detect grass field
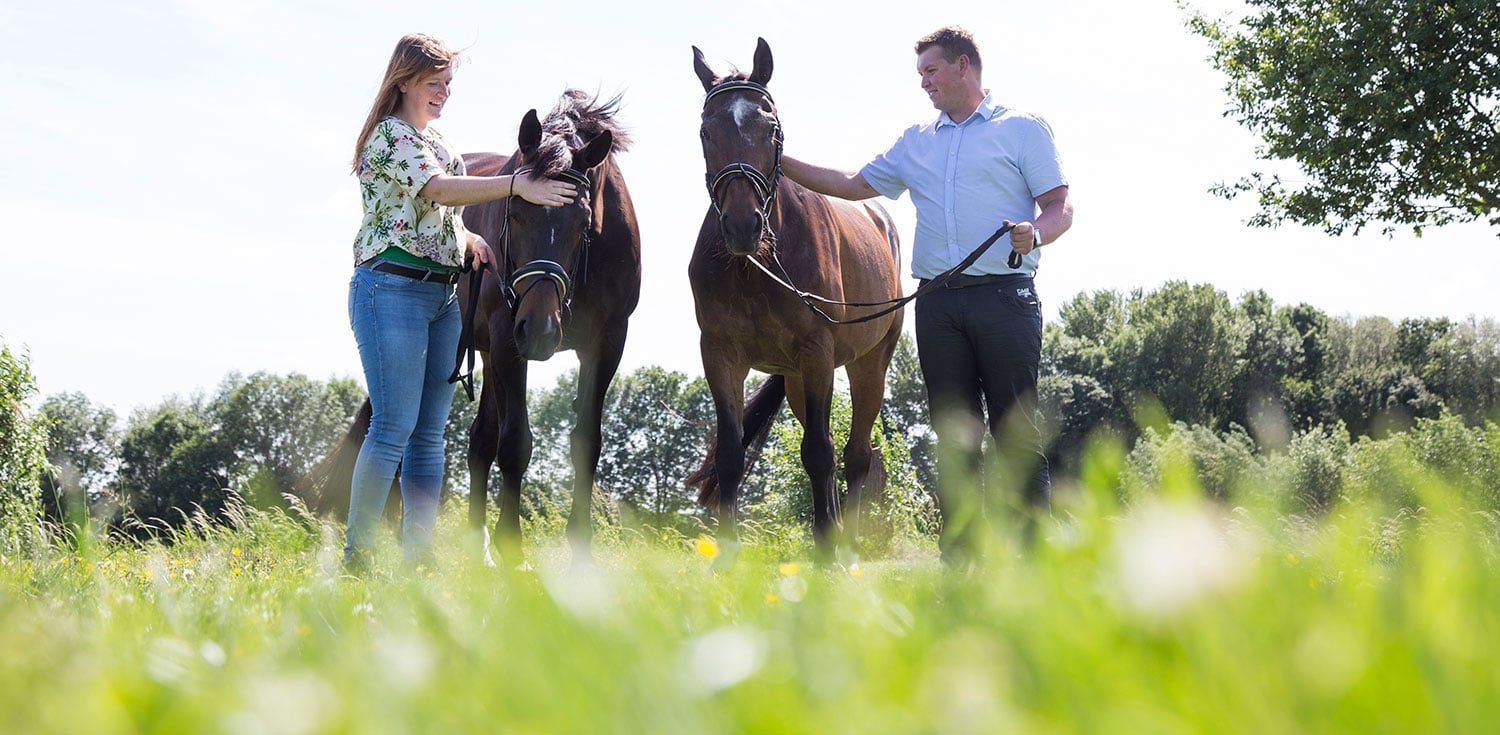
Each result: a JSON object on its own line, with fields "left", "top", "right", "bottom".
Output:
{"left": 4, "top": 452, "right": 1499, "bottom": 734}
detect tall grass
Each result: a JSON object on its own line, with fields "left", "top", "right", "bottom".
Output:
{"left": 3, "top": 439, "right": 1499, "bottom": 734}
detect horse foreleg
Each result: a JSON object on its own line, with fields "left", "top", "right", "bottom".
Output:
{"left": 703, "top": 352, "right": 748, "bottom": 567}
{"left": 467, "top": 370, "right": 502, "bottom": 566}
{"left": 493, "top": 361, "right": 532, "bottom": 568}
{"left": 841, "top": 346, "right": 895, "bottom": 563}
{"left": 788, "top": 369, "right": 839, "bottom": 565}
{"left": 569, "top": 335, "right": 626, "bottom": 566}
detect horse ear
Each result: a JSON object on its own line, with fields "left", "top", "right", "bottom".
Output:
{"left": 575, "top": 130, "right": 613, "bottom": 172}
{"left": 692, "top": 46, "right": 717, "bottom": 92}
{"left": 749, "top": 37, "right": 773, "bottom": 86}
{"left": 519, "top": 109, "right": 542, "bottom": 156}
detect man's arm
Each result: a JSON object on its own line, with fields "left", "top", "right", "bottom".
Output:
{"left": 781, "top": 154, "right": 880, "bottom": 201}
{"left": 1006, "top": 185, "right": 1073, "bottom": 255}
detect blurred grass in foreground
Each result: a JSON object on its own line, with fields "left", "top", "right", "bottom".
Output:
{"left": 3, "top": 437, "right": 1499, "bottom": 735}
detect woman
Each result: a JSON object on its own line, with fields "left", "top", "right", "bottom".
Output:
{"left": 345, "top": 33, "right": 575, "bottom": 570}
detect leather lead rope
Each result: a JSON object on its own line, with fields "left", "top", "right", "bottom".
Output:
{"left": 449, "top": 258, "right": 495, "bottom": 401}
{"left": 754, "top": 223, "right": 1019, "bottom": 326}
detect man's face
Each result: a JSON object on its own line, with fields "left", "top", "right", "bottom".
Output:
{"left": 916, "top": 46, "right": 967, "bottom": 115}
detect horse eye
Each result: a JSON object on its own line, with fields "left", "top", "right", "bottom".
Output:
{"left": 699, "top": 127, "right": 709, "bottom": 142}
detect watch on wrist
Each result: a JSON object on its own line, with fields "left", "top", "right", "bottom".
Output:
{"left": 1032, "top": 228, "right": 1042, "bottom": 248}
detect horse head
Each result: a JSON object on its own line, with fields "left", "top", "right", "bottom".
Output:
{"left": 503, "top": 108, "right": 613, "bottom": 361}
{"left": 693, "top": 38, "right": 782, "bottom": 257}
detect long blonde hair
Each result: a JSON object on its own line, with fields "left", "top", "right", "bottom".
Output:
{"left": 351, "top": 33, "right": 461, "bottom": 173}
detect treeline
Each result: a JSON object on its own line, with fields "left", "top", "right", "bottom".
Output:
{"left": 4, "top": 281, "right": 1498, "bottom": 545}
{"left": 1040, "top": 281, "right": 1500, "bottom": 465}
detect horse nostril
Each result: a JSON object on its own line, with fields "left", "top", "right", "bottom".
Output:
{"left": 719, "top": 211, "right": 764, "bottom": 243}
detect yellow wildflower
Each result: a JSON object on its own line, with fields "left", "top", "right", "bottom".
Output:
{"left": 779, "top": 563, "right": 800, "bottom": 577}
{"left": 694, "top": 535, "right": 720, "bottom": 559}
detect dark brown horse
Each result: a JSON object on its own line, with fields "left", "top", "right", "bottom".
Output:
{"left": 459, "top": 90, "right": 640, "bottom": 566}
{"left": 685, "top": 40, "right": 903, "bottom": 565}
{"left": 300, "top": 91, "right": 640, "bottom": 567}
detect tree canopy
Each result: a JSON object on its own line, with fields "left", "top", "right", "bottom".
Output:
{"left": 1185, "top": 0, "right": 1500, "bottom": 236}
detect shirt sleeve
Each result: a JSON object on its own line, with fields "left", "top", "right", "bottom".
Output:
{"left": 1019, "top": 116, "right": 1068, "bottom": 197}
{"left": 364, "top": 119, "right": 443, "bottom": 199}
{"left": 859, "top": 127, "right": 916, "bottom": 201}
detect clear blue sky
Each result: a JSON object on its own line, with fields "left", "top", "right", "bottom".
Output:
{"left": 3, "top": 0, "right": 1496, "bottom": 415}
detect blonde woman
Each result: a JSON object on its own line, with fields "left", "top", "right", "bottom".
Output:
{"left": 344, "top": 33, "right": 573, "bottom": 570}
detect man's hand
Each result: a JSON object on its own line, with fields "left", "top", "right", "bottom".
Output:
{"left": 1004, "top": 219, "right": 1039, "bottom": 257}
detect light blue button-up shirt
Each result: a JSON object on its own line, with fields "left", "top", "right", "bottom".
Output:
{"left": 861, "top": 94, "right": 1068, "bottom": 279}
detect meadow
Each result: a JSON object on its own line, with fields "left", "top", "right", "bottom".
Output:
{"left": 4, "top": 441, "right": 1499, "bottom": 735}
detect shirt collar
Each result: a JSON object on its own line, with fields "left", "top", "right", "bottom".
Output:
{"left": 936, "top": 92, "right": 1002, "bottom": 128}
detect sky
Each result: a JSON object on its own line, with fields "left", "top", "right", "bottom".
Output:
{"left": 3, "top": 0, "right": 1497, "bottom": 417}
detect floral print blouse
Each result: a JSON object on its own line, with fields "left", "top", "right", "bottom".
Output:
{"left": 352, "top": 117, "right": 468, "bottom": 267}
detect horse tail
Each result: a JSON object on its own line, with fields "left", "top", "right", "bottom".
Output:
{"left": 294, "top": 398, "right": 371, "bottom": 518}
{"left": 686, "top": 374, "right": 787, "bottom": 509}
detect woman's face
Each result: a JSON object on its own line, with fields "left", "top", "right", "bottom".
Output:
{"left": 398, "top": 68, "right": 454, "bottom": 129}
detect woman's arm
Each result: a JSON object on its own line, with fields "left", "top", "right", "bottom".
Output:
{"left": 420, "top": 173, "right": 576, "bottom": 207}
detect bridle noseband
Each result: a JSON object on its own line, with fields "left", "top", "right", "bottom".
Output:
{"left": 702, "top": 79, "right": 784, "bottom": 229}
{"left": 500, "top": 166, "right": 594, "bottom": 311}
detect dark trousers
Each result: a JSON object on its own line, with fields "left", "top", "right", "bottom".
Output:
{"left": 914, "top": 275, "right": 1051, "bottom": 561}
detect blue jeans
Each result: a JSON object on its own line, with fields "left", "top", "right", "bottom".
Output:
{"left": 345, "top": 265, "right": 461, "bottom": 563}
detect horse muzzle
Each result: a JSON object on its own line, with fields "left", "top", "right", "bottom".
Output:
{"left": 513, "top": 308, "right": 563, "bottom": 361}
{"left": 718, "top": 209, "right": 765, "bottom": 256}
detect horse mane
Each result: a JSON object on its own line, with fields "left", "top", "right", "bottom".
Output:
{"left": 529, "top": 89, "right": 632, "bottom": 178}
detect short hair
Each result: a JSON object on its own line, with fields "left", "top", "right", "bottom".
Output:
{"left": 915, "top": 26, "right": 982, "bottom": 73}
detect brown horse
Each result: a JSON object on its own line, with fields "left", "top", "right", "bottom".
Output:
{"left": 301, "top": 91, "right": 640, "bottom": 567}
{"left": 459, "top": 90, "right": 640, "bottom": 566}
{"left": 685, "top": 39, "right": 903, "bottom": 565}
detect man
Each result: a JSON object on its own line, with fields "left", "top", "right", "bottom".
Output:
{"left": 782, "top": 26, "right": 1073, "bottom": 562}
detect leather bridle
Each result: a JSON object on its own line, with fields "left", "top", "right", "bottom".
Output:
{"left": 449, "top": 164, "right": 594, "bottom": 401}
{"left": 498, "top": 166, "right": 594, "bottom": 312}
{"left": 702, "top": 79, "right": 784, "bottom": 234}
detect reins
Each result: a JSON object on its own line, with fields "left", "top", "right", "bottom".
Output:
{"left": 702, "top": 78, "right": 1026, "bottom": 327}
{"left": 448, "top": 165, "right": 595, "bottom": 401}
{"left": 748, "top": 224, "right": 1021, "bottom": 326}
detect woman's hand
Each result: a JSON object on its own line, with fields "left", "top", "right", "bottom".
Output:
{"left": 466, "top": 233, "right": 495, "bottom": 270}
{"left": 513, "top": 173, "right": 576, "bottom": 207}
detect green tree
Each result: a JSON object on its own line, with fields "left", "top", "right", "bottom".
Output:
{"left": 116, "top": 398, "right": 236, "bottom": 531}
{"left": 1324, "top": 315, "right": 1442, "bottom": 435}
{"left": 1280, "top": 302, "right": 1336, "bottom": 428}
{"left": 38, "top": 392, "right": 120, "bottom": 529}
{"left": 0, "top": 344, "right": 49, "bottom": 554}
{"left": 1115, "top": 281, "right": 1249, "bottom": 429}
{"left": 1423, "top": 318, "right": 1500, "bottom": 424}
{"left": 213, "top": 371, "right": 364, "bottom": 508}
{"left": 39, "top": 392, "right": 119, "bottom": 494}
{"left": 882, "top": 334, "right": 936, "bottom": 494}
{"left": 597, "top": 366, "right": 714, "bottom": 522}
{"left": 1229, "top": 289, "right": 1302, "bottom": 441}
{"left": 1186, "top": 0, "right": 1500, "bottom": 236}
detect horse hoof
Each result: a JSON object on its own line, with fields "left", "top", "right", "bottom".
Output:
{"left": 468, "top": 528, "right": 497, "bottom": 568}
{"left": 835, "top": 545, "right": 861, "bottom": 571}
{"left": 709, "top": 539, "right": 742, "bottom": 572}
{"left": 570, "top": 553, "right": 597, "bottom": 574}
